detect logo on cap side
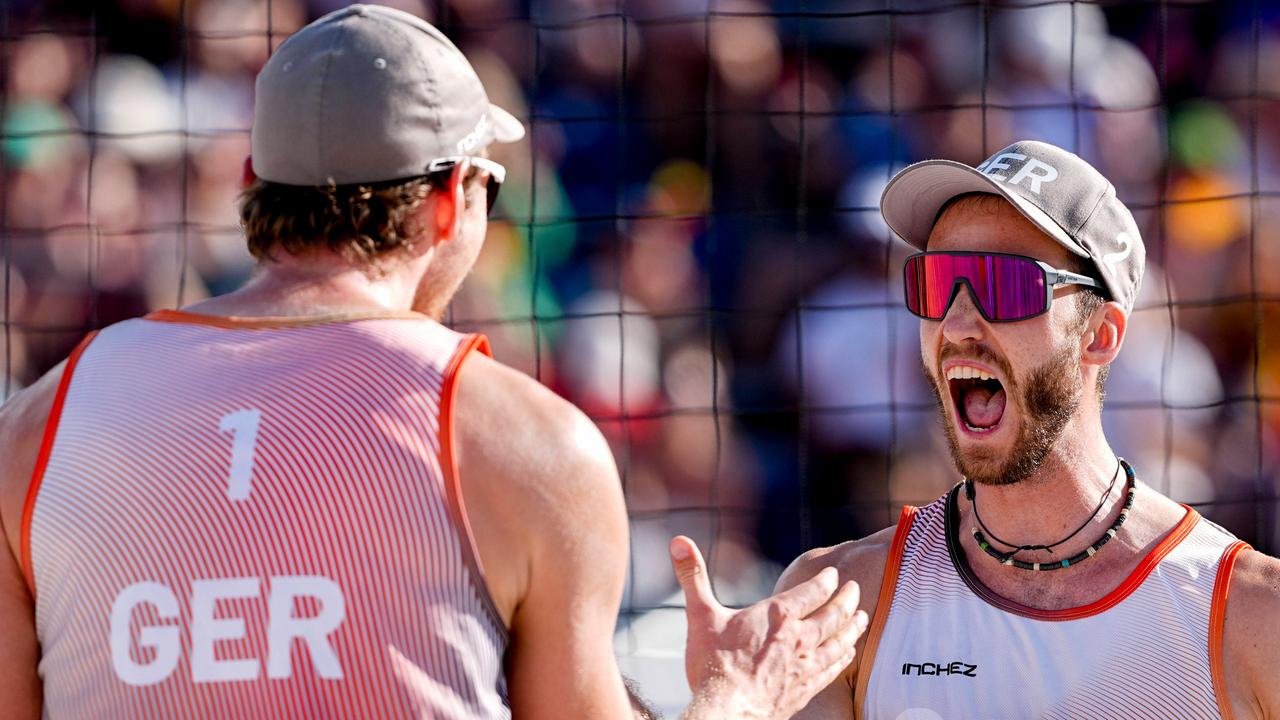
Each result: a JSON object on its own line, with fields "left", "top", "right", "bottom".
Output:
{"left": 1102, "top": 232, "right": 1133, "bottom": 266}
{"left": 976, "top": 152, "right": 1059, "bottom": 195}
{"left": 457, "top": 114, "right": 490, "bottom": 154}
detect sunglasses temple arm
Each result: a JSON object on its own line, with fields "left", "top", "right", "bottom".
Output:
{"left": 1049, "top": 269, "right": 1102, "bottom": 290}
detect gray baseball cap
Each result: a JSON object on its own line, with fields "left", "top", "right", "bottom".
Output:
{"left": 880, "top": 140, "right": 1144, "bottom": 313}
{"left": 251, "top": 4, "right": 525, "bottom": 187}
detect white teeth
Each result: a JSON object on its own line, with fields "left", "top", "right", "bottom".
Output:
{"left": 945, "top": 366, "right": 996, "bottom": 382}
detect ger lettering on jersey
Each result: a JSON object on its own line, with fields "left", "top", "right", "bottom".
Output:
{"left": 23, "top": 312, "right": 508, "bottom": 719}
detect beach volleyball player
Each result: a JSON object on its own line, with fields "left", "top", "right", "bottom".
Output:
{"left": 769, "top": 142, "right": 1280, "bottom": 718}
{"left": 0, "top": 6, "right": 866, "bottom": 719}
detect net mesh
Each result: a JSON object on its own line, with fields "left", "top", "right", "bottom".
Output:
{"left": 3, "top": 0, "right": 1277, "bottom": 712}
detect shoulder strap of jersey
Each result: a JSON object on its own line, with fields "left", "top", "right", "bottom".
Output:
{"left": 21, "top": 331, "right": 99, "bottom": 595}
{"left": 1209, "top": 539, "right": 1251, "bottom": 720}
{"left": 437, "top": 333, "right": 504, "bottom": 633}
{"left": 854, "top": 504, "right": 919, "bottom": 720}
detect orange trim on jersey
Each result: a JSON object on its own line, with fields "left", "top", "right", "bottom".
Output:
{"left": 952, "top": 502, "right": 1202, "bottom": 622}
{"left": 853, "top": 505, "right": 918, "bottom": 720}
{"left": 438, "top": 334, "right": 507, "bottom": 632}
{"left": 1019, "top": 505, "right": 1199, "bottom": 621}
{"left": 20, "top": 331, "right": 99, "bottom": 595}
{"left": 1209, "top": 540, "right": 1250, "bottom": 720}
{"left": 144, "top": 308, "right": 428, "bottom": 329}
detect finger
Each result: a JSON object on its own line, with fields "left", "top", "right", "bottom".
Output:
{"left": 789, "top": 614, "right": 866, "bottom": 712}
{"left": 811, "top": 609, "right": 869, "bottom": 672}
{"left": 771, "top": 565, "right": 839, "bottom": 618}
{"left": 801, "top": 580, "right": 861, "bottom": 643}
{"left": 670, "top": 536, "right": 719, "bottom": 615}
{"left": 805, "top": 643, "right": 859, "bottom": 699}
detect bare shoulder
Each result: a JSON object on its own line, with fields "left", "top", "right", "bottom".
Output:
{"left": 1223, "top": 548, "right": 1280, "bottom": 720}
{"left": 0, "top": 362, "right": 66, "bottom": 556}
{"left": 776, "top": 525, "right": 898, "bottom": 603}
{"left": 450, "top": 351, "right": 626, "bottom": 623}
{"left": 453, "top": 351, "right": 618, "bottom": 496}
{"left": 451, "top": 351, "right": 632, "bottom": 716}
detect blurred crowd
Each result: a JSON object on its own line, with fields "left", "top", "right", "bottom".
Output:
{"left": 3, "top": 0, "right": 1280, "bottom": 672}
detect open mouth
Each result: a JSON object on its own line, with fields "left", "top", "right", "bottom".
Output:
{"left": 945, "top": 365, "right": 1007, "bottom": 434}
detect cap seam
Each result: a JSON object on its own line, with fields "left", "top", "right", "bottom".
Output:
{"left": 379, "top": 14, "right": 442, "bottom": 173}
{"left": 1073, "top": 182, "right": 1110, "bottom": 237}
{"left": 399, "top": 12, "right": 476, "bottom": 142}
{"left": 314, "top": 18, "right": 352, "bottom": 184}
{"left": 402, "top": 18, "right": 442, "bottom": 138}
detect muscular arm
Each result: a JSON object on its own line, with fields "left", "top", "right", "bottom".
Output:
{"left": 454, "top": 353, "right": 632, "bottom": 718}
{"left": 1224, "top": 549, "right": 1280, "bottom": 720}
{"left": 456, "top": 351, "right": 872, "bottom": 720}
{"left": 0, "top": 361, "right": 65, "bottom": 720}
{"left": 772, "top": 527, "right": 895, "bottom": 720}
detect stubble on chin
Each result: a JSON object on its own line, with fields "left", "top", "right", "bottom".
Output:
{"left": 922, "top": 345, "right": 1082, "bottom": 486}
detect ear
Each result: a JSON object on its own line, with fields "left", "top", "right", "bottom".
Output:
{"left": 241, "top": 155, "right": 256, "bottom": 189}
{"left": 1080, "top": 300, "right": 1127, "bottom": 369}
{"left": 432, "top": 164, "right": 467, "bottom": 245}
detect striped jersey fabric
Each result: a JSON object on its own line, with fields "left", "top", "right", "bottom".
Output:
{"left": 23, "top": 311, "right": 510, "bottom": 719}
{"left": 859, "top": 488, "right": 1246, "bottom": 720}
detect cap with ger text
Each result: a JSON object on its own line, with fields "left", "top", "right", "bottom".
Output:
{"left": 251, "top": 4, "right": 524, "bottom": 187}
{"left": 880, "top": 140, "right": 1144, "bottom": 313}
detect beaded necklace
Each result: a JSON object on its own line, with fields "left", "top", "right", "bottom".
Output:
{"left": 964, "top": 458, "right": 1136, "bottom": 572}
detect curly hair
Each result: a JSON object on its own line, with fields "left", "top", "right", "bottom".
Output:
{"left": 238, "top": 174, "right": 449, "bottom": 263}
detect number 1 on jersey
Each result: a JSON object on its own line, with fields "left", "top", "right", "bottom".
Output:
{"left": 219, "top": 409, "right": 263, "bottom": 501}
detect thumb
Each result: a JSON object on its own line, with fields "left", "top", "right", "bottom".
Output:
{"left": 670, "top": 536, "right": 719, "bottom": 616}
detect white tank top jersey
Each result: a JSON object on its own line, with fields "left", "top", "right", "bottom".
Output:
{"left": 854, "top": 489, "right": 1250, "bottom": 720}
{"left": 20, "top": 311, "right": 510, "bottom": 719}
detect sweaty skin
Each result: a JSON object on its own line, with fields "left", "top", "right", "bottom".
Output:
{"left": 775, "top": 199, "right": 1280, "bottom": 720}
{"left": 0, "top": 165, "right": 866, "bottom": 720}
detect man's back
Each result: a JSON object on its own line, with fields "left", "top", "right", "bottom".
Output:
{"left": 23, "top": 311, "right": 509, "bottom": 718}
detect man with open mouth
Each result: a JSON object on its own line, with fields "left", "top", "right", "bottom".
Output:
{"left": 771, "top": 140, "right": 1280, "bottom": 719}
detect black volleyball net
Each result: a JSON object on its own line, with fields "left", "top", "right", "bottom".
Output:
{"left": 2, "top": 0, "right": 1276, "bottom": 712}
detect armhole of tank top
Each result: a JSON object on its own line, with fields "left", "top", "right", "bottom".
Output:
{"left": 1209, "top": 539, "right": 1250, "bottom": 720}
{"left": 853, "top": 504, "right": 919, "bottom": 720}
{"left": 438, "top": 333, "right": 507, "bottom": 634}
{"left": 20, "top": 330, "right": 99, "bottom": 597}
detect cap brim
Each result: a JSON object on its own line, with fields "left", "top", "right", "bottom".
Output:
{"left": 488, "top": 103, "right": 525, "bottom": 143}
{"left": 879, "top": 159, "right": 1087, "bottom": 258}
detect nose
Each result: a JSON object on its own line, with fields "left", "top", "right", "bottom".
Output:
{"left": 939, "top": 281, "right": 987, "bottom": 345}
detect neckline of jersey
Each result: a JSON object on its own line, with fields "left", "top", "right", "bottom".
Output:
{"left": 943, "top": 484, "right": 1200, "bottom": 622}
{"left": 144, "top": 309, "right": 430, "bottom": 329}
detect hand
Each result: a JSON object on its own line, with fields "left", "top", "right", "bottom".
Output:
{"left": 670, "top": 536, "right": 867, "bottom": 720}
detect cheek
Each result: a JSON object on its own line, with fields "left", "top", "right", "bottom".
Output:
{"left": 1007, "top": 313, "right": 1064, "bottom": 354}
{"left": 921, "top": 317, "right": 942, "bottom": 361}
{"left": 919, "top": 320, "right": 937, "bottom": 355}
{"left": 1006, "top": 333, "right": 1079, "bottom": 387}
{"left": 1047, "top": 297, "right": 1085, "bottom": 335}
